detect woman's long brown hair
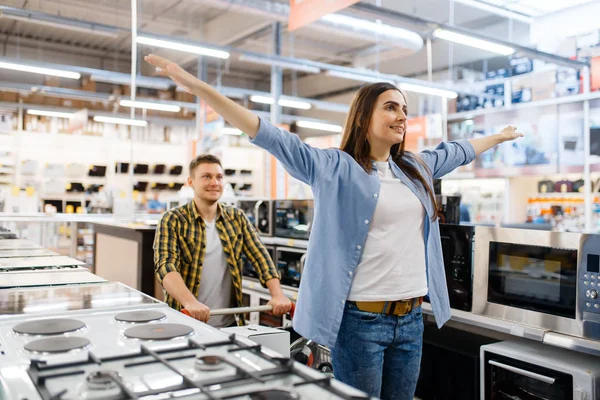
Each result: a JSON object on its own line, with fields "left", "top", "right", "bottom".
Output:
{"left": 340, "top": 82, "right": 437, "bottom": 221}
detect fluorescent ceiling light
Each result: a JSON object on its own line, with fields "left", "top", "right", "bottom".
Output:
{"left": 221, "top": 127, "right": 243, "bottom": 136}
{"left": 433, "top": 28, "right": 515, "bottom": 56}
{"left": 120, "top": 100, "right": 180, "bottom": 112}
{"left": 0, "top": 6, "right": 120, "bottom": 38}
{"left": 238, "top": 55, "right": 321, "bottom": 74}
{"left": 27, "top": 109, "right": 75, "bottom": 119}
{"left": 0, "top": 61, "right": 80, "bottom": 79}
{"left": 296, "top": 120, "right": 343, "bottom": 133}
{"left": 93, "top": 116, "right": 147, "bottom": 126}
{"left": 136, "top": 36, "right": 230, "bottom": 59}
{"left": 326, "top": 70, "right": 394, "bottom": 84}
{"left": 452, "top": 0, "right": 533, "bottom": 24}
{"left": 91, "top": 74, "right": 171, "bottom": 91}
{"left": 397, "top": 82, "right": 458, "bottom": 99}
{"left": 320, "top": 13, "right": 423, "bottom": 46}
{"left": 464, "top": 119, "right": 474, "bottom": 125}
{"left": 250, "top": 95, "right": 312, "bottom": 110}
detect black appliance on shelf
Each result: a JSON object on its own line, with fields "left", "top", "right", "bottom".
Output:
{"left": 238, "top": 199, "right": 273, "bottom": 236}
{"left": 152, "top": 183, "right": 168, "bottom": 190}
{"left": 153, "top": 164, "right": 166, "bottom": 174}
{"left": 275, "top": 247, "right": 305, "bottom": 288}
{"left": 168, "top": 183, "right": 183, "bottom": 191}
{"left": 435, "top": 195, "right": 461, "bottom": 224}
{"left": 438, "top": 223, "right": 475, "bottom": 311}
{"left": 169, "top": 165, "right": 183, "bottom": 176}
{"left": 66, "top": 182, "right": 85, "bottom": 193}
{"left": 133, "top": 181, "right": 148, "bottom": 192}
{"left": 115, "top": 162, "right": 129, "bottom": 174}
{"left": 133, "top": 164, "right": 149, "bottom": 174}
{"left": 416, "top": 324, "right": 499, "bottom": 400}
{"left": 274, "top": 199, "right": 313, "bottom": 240}
{"left": 88, "top": 165, "right": 106, "bottom": 177}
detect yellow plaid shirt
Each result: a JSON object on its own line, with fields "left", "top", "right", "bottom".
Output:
{"left": 153, "top": 201, "right": 280, "bottom": 324}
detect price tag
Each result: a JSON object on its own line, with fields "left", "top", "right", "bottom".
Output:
{"left": 293, "top": 292, "right": 298, "bottom": 300}
{"left": 287, "top": 239, "right": 295, "bottom": 246}
{"left": 11, "top": 186, "right": 19, "bottom": 196}
{"left": 25, "top": 187, "right": 35, "bottom": 197}
{"left": 249, "top": 283, "right": 255, "bottom": 289}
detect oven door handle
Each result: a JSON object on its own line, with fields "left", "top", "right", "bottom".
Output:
{"left": 488, "top": 360, "right": 556, "bottom": 385}
{"left": 254, "top": 200, "right": 264, "bottom": 231}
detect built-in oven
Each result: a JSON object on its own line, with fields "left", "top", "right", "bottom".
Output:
{"left": 275, "top": 247, "right": 306, "bottom": 288}
{"left": 481, "top": 340, "right": 600, "bottom": 400}
{"left": 439, "top": 223, "right": 475, "bottom": 311}
{"left": 238, "top": 199, "right": 273, "bottom": 237}
{"left": 241, "top": 245, "right": 275, "bottom": 279}
{"left": 274, "top": 200, "right": 313, "bottom": 240}
{"left": 473, "top": 226, "right": 600, "bottom": 341}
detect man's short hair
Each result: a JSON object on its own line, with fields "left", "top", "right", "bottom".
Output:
{"left": 189, "top": 154, "right": 222, "bottom": 177}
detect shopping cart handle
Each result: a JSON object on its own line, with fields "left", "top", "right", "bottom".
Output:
{"left": 182, "top": 301, "right": 295, "bottom": 318}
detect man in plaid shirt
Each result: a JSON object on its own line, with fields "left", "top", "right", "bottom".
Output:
{"left": 154, "top": 154, "right": 292, "bottom": 327}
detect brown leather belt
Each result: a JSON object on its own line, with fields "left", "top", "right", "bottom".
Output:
{"left": 348, "top": 297, "right": 423, "bottom": 316}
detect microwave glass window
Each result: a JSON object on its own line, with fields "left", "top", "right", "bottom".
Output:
{"left": 587, "top": 254, "right": 600, "bottom": 273}
{"left": 274, "top": 200, "right": 313, "bottom": 239}
{"left": 488, "top": 242, "right": 577, "bottom": 319}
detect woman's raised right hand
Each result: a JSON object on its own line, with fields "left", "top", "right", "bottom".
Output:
{"left": 145, "top": 54, "right": 199, "bottom": 94}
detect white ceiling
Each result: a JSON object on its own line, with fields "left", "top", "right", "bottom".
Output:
{"left": 479, "top": 0, "right": 597, "bottom": 17}
{"left": 0, "top": 0, "right": 586, "bottom": 129}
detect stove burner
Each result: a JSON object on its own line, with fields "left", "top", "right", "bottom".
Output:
{"left": 24, "top": 336, "right": 90, "bottom": 353}
{"left": 247, "top": 389, "right": 300, "bottom": 400}
{"left": 195, "top": 355, "right": 226, "bottom": 371}
{"left": 86, "top": 370, "right": 121, "bottom": 391}
{"left": 114, "top": 310, "right": 166, "bottom": 323}
{"left": 123, "top": 323, "right": 193, "bottom": 340}
{"left": 13, "top": 318, "right": 86, "bottom": 335}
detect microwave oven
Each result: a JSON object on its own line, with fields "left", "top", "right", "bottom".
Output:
{"left": 274, "top": 200, "right": 313, "bottom": 240}
{"left": 481, "top": 340, "right": 600, "bottom": 400}
{"left": 238, "top": 199, "right": 273, "bottom": 237}
{"left": 473, "top": 226, "right": 600, "bottom": 341}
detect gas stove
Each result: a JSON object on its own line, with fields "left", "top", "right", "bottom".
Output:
{"left": 0, "top": 328, "right": 370, "bottom": 400}
{"left": 0, "top": 303, "right": 225, "bottom": 367}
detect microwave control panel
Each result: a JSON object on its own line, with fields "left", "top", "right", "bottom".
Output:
{"left": 580, "top": 235, "right": 600, "bottom": 340}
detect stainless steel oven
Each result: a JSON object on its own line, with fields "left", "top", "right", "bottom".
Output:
{"left": 473, "top": 226, "right": 600, "bottom": 340}
{"left": 275, "top": 247, "right": 306, "bottom": 288}
{"left": 274, "top": 200, "right": 313, "bottom": 240}
{"left": 481, "top": 340, "right": 600, "bottom": 400}
{"left": 238, "top": 199, "right": 273, "bottom": 237}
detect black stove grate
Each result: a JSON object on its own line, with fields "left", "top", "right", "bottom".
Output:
{"left": 27, "top": 334, "right": 369, "bottom": 400}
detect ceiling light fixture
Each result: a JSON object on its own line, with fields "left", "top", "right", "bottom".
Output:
{"left": 250, "top": 95, "right": 312, "bottom": 110}
{"left": 397, "top": 82, "right": 458, "bottom": 99}
{"left": 136, "top": 36, "right": 230, "bottom": 59}
{"left": 0, "top": 61, "right": 80, "bottom": 79}
{"left": 432, "top": 28, "right": 515, "bottom": 56}
{"left": 119, "top": 100, "right": 180, "bottom": 112}
{"left": 296, "top": 120, "right": 343, "bottom": 133}
{"left": 326, "top": 70, "right": 394, "bottom": 84}
{"left": 93, "top": 116, "right": 147, "bottom": 126}
{"left": 238, "top": 55, "right": 321, "bottom": 74}
{"left": 452, "top": 0, "right": 533, "bottom": 24}
{"left": 26, "top": 109, "right": 75, "bottom": 119}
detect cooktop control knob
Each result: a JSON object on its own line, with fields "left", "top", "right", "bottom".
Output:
{"left": 590, "top": 290, "right": 598, "bottom": 300}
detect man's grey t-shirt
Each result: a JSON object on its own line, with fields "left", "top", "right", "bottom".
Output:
{"left": 197, "top": 219, "right": 235, "bottom": 328}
